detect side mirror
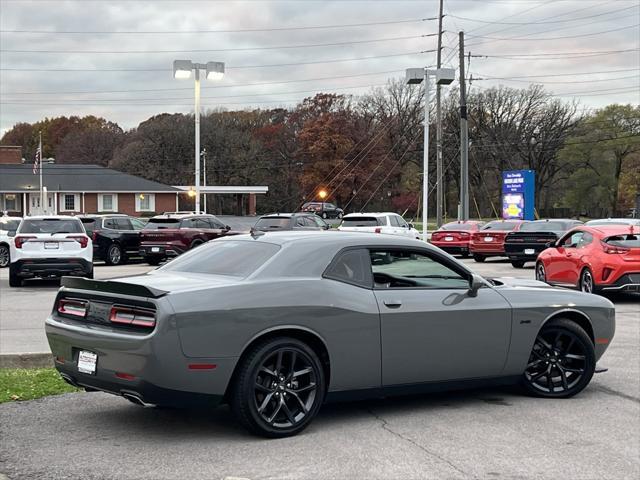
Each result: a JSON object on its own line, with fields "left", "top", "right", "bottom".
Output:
{"left": 323, "top": 224, "right": 331, "bottom": 230}
{"left": 468, "top": 274, "right": 485, "bottom": 297}
{"left": 225, "top": 225, "right": 231, "bottom": 230}
{"left": 408, "top": 223, "right": 415, "bottom": 229}
{"left": 7, "top": 230, "right": 16, "bottom": 237}
{"left": 544, "top": 241, "right": 554, "bottom": 248}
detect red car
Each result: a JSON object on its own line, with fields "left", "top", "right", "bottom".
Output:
{"left": 469, "top": 220, "right": 526, "bottom": 262}
{"left": 536, "top": 225, "right": 640, "bottom": 294}
{"left": 430, "top": 220, "right": 485, "bottom": 257}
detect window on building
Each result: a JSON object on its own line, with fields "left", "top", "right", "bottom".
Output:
{"left": 136, "top": 193, "right": 155, "bottom": 212}
{"left": 3, "top": 194, "right": 17, "bottom": 211}
{"left": 99, "top": 194, "right": 117, "bottom": 212}
{"left": 62, "top": 194, "right": 78, "bottom": 211}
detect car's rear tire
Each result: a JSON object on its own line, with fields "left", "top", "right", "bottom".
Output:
{"left": 460, "top": 252, "right": 469, "bottom": 258}
{"left": 580, "top": 268, "right": 596, "bottom": 294}
{"left": 473, "top": 254, "right": 485, "bottom": 263}
{"left": 105, "top": 243, "right": 124, "bottom": 266}
{"left": 522, "top": 318, "right": 595, "bottom": 398}
{"left": 0, "top": 244, "right": 10, "bottom": 268}
{"left": 190, "top": 240, "right": 203, "bottom": 250}
{"left": 230, "top": 337, "right": 326, "bottom": 438}
{"left": 511, "top": 260, "right": 525, "bottom": 268}
{"left": 146, "top": 258, "right": 162, "bottom": 266}
{"left": 9, "top": 265, "right": 22, "bottom": 287}
{"left": 535, "top": 262, "right": 546, "bottom": 282}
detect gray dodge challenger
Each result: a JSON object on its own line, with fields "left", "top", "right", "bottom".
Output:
{"left": 46, "top": 231, "right": 615, "bottom": 437}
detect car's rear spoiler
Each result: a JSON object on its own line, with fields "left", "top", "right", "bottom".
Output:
{"left": 60, "top": 277, "right": 167, "bottom": 298}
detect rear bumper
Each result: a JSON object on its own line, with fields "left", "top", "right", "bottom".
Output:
{"left": 139, "top": 244, "right": 186, "bottom": 259}
{"left": 504, "top": 244, "right": 547, "bottom": 262}
{"left": 11, "top": 258, "right": 92, "bottom": 277}
{"left": 45, "top": 315, "right": 236, "bottom": 407}
{"left": 469, "top": 241, "right": 506, "bottom": 255}
{"left": 601, "top": 272, "right": 640, "bottom": 292}
{"left": 431, "top": 241, "right": 470, "bottom": 254}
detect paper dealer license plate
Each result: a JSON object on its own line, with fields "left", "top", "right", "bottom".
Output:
{"left": 44, "top": 241, "right": 59, "bottom": 249}
{"left": 524, "top": 248, "right": 535, "bottom": 255}
{"left": 151, "top": 247, "right": 160, "bottom": 253}
{"left": 445, "top": 236, "right": 454, "bottom": 241}
{"left": 78, "top": 350, "right": 97, "bottom": 375}
{"left": 484, "top": 237, "right": 493, "bottom": 242}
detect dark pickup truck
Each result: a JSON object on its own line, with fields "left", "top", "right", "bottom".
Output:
{"left": 504, "top": 219, "right": 583, "bottom": 268}
{"left": 139, "top": 213, "right": 239, "bottom": 265}
{"left": 80, "top": 214, "right": 146, "bottom": 266}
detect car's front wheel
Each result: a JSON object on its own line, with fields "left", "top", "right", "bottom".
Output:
{"left": 0, "top": 244, "right": 10, "bottom": 268}
{"left": 535, "top": 262, "right": 546, "bottom": 282}
{"left": 473, "top": 254, "right": 485, "bottom": 263}
{"left": 230, "top": 337, "right": 325, "bottom": 438}
{"left": 8, "top": 264, "right": 22, "bottom": 287}
{"left": 522, "top": 318, "right": 595, "bottom": 398}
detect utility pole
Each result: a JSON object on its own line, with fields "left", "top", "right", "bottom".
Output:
{"left": 459, "top": 31, "right": 469, "bottom": 220}
{"left": 435, "top": 0, "right": 444, "bottom": 227}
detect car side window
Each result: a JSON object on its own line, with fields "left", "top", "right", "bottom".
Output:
{"left": 563, "top": 232, "right": 584, "bottom": 248}
{"left": 194, "top": 218, "right": 211, "bottom": 229}
{"left": 389, "top": 215, "right": 400, "bottom": 227}
{"left": 370, "top": 249, "right": 469, "bottom": 289}
{"left": 577, "top": 232, "right": 593, "bottom": 249}
{"left": 312, "top": 216, "right": 328, "bottom": 228}
{"left": 209, "top": 218, "right": 225, "bottom": 229}
{"left": 116, "top": 218, "right": 133, "bottom": 230}
{"left": 104, "top": 218, "right": 117, "bottom": 229}
{"left": 130, "top": 218, "right": 146, "bottom": 230}
{"left": 397, "top": 216, "right": 409, "bottom": 228}
{"left": 295, "top": 216, "right": 307, "bottom": 227}
{"left": 181, "top": 218, "right": 198, "bottom": 228}
{"left": 324, "top": 249, "right": 372, "bottom": 288}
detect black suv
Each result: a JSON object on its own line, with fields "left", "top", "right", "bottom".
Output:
{"left": 252, "top": 213, "right": 330, "bottom": 232}
{"left": 80, "top": 214, "right": 146, "bottom": 265}
{"left": 301, "top": 202, "right": 344, "bottom": 219}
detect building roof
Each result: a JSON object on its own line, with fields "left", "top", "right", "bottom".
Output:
{"left": 0, "top": 164, "right": 179, "bottom": 193}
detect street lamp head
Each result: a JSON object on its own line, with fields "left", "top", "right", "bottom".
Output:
{"left": 206, "top": 61, "right": 225, "bottom": 81}
{"left": 435, "top": 68, "right": 455, "bottom": 86}
{"left": 187, "top": 188, "right": 196, "bottom": 198}
{"left": 173, "top": 60, "right": 193, "bottom": 79}
{"left": 318, "top": 189, "right": 328, "bottom": 200}
{"left": 406, "top": 68, "right": 425, "bottom": 85}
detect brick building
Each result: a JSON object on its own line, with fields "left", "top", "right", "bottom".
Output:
{"left": 0, "top": 162, "right": 180, "bottom": 217}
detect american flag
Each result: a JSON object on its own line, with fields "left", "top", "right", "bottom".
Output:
{"left": 33, "top": 144, "right": 41, "bottom": 174}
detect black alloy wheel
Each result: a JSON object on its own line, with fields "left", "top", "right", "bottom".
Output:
{"left": 522, "top": 318, "right": 595, "bottom": 398}
{"left": 580, "top": 268, "right": 594, "bottom": 293}
{"left": 106, "top": 243, "right": 123, "bottom": 266}
{"left": 473, "top": 254, "right": 486, "bottom": 263}
{"left": 231, "top": 337, "right": 325, "bottom": 438}
{"left": 535, "top": 262, "right": 546, "bottom": 282}
{"left": 0, "top": 244, "right": 9, "bottom": 268}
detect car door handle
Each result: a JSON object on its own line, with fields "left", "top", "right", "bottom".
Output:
{"left": 383, "top": 300, "right": 403, "bottom": 308}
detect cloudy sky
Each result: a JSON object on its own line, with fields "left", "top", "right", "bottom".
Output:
{"left": 0, "top": 0, "right": 638, "bottom": 133}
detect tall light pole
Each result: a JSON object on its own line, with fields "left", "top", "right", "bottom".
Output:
{"left": 406, "top": 67, "right": 455, "bottom": 240}
{"left": 173, "top": 60, "right": 225, "bottom": 213}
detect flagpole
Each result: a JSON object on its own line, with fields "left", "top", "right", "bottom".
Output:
{"left": 39, "top": 131, "right": 43, "bottom": 213}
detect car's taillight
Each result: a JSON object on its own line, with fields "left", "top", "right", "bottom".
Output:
{"left": 68, "top": 235, "right": 89, "bottom": 248}
{"left": 601, "top": 241, "right": 630, "bottom": 254}
{"left": 57, "top": 298, "right": 88, "bottom": 318}
{"left": 92, "top": 231, "right": 98, "bottom": 242}
{"left": 459, "top": 232, "right": 470, "bottom": 238}
{"left": 14, "top": 236, "right": 36, "bottom": 248}
{"left": 374, "top": 227, "right": 382, "bottom": 233}
{"left": 109, "top": 306, "right": 156, "bottom": 328}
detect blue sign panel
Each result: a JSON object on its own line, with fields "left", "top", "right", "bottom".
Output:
{"left": 502, "top": 170, "right": 535, "bottom": 220}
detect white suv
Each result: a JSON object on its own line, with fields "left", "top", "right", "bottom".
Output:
{"left": 9, "top": 215, "right": 93, "bottom": 287}
{"left": 0, "top": 216, "right": 21, "bottom": 268}
{"left": 338, "top": 212, "right": 422, "bottom": 240}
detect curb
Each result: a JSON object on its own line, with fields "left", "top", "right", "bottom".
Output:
{"left": 0, "top": 353, "right": 53, "bottom": 369}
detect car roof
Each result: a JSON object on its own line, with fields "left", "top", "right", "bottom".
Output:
{"left": 443, "top": 220, "right": 484, "bottom": 225}
{"left": 343, "top": 212, "right": 398, "bottom": 218}
{"left": 586, "top": 218, "right": 640, "bottom": 225}
{"left": 149, "top": 213, "right": 215, "bottom": 219}
{"left": 23, "top": 215, "right": 81, "bottom": 220}
{"left": 582, "top": 225, "right": 638, "bottom": 236}
{"left": 260, "top": 213, "right": 316, "bottom": 218}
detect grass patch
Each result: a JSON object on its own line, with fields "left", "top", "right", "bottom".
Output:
{"left": 0, "top": 368, "right": 80, "bottom": 403}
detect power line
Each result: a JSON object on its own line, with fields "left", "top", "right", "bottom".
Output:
{"left": 474, "top": 67, "right": 639, "bottom": 79}
{"left": 0, "top": 17, "right": 434, "bottom": 34}
{"left": 474, "top": 73, "right": 639, "bottom": 85}
{"left": 448, "top": 4, "right": 638, "bottom": 25}
{"left": 472, "top": 48, "right": 639, "bottom": 60}
{"left": 0, "top": 34, "right": 433, "bottom": 54}
{"left": 465, "top": 23, "right": 639, "bottom": 43}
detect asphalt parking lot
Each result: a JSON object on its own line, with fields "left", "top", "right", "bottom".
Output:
{"left": 0, "top": 257, "right": 638, "bottom": 479}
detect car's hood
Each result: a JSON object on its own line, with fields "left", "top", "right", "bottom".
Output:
{"left": 490, "top": 277, "right": 551, "bottom": 288}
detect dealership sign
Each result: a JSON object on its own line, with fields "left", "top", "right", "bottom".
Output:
{"left": 502, "top": 170, "right": 535, "bottom": 220}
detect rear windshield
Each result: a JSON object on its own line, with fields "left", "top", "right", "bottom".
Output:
{"left": 254, "top": 217, "right": 291, "bottom": 229}
{"left": 18, "top": 218, "right": 84, "bottom": 234}
{"left": 341, "top": 217, "right": 381, "bottom": 227}
{"left": 144, "top": 218, "right": 181, "bottom": 230}
{"left": 0, "top": 219, "right": 20, "bottom": 231}
{"left": 441, "top": 223, "right": 475, "bottom": 231}
{"left": 161, "top": 241, "right": 280, "bottom": 277}
{"left": 519, "top": 221, "right": 569, "bottom": 232}
{"left": 482, "top": 221, "right": 520, "bottom": 231}
{"left": 605, "top": 234, "right": 640, "bottom": 248}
